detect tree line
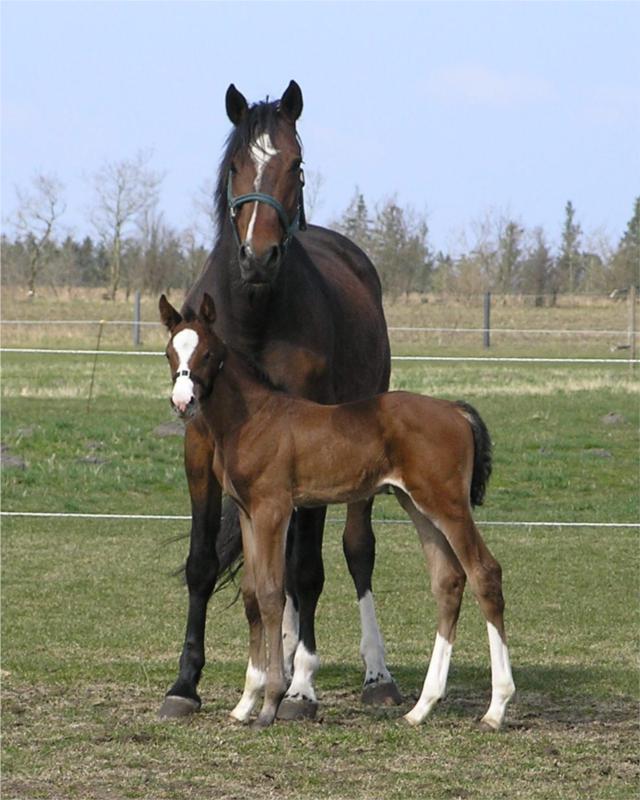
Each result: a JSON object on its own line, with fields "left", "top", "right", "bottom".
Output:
{"left": 2, "top": 153, "right": 638, "bottom": 302}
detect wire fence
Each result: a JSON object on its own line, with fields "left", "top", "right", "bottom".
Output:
{"left": 1, "top": 510, "right": 638, "bottom": 529}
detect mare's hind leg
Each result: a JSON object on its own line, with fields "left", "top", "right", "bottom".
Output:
{"left": 277, "top": 507, "right": 325, "bottom": 720}
{"left": 395, "top": 491, "right": 466, "bottom": 725}
{"left": 343, "top": 498, "right": 401, "bottom": 706}
{"left": 159, "top": 420, "right": 221, "bottom": 719}
{"left": 230, "top": 513, "right": 266, "bottom": 722}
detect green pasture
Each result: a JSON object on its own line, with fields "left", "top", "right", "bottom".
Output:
{"left": 1, "top": 296, "right": 639, "bottom": 799}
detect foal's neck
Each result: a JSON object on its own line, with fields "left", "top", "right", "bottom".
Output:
{"left": 202, "top": 350, "right": 277, "bottom": 439}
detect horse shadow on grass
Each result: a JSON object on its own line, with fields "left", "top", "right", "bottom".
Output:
{"left": 317, "top": 661, "right": 638, "bottom": 728}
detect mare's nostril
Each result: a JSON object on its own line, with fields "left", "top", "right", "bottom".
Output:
{"left": 265, "top": 245, "right": 282, "bottom": 270}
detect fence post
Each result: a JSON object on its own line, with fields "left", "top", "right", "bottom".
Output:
{"left": 483, "top": 291, "right": 491, "bottom": 349}
{"left": 629, "top": 285, "right": 637, "bottom": 368}
{"left": 133, "top": 290, "right": 142, "bottom": 347}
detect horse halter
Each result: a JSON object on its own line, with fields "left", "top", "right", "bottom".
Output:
{"left": 227, "top": 169, "right": 307, "bottom": 251}
{"left": 171, "top": 358, "right": 225, "bottom": 393}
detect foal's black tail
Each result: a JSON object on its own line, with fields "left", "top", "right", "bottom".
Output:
{"left": 455, "top": 401, "right": 492, "bottom": 508}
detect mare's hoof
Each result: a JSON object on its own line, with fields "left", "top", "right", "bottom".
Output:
{"left": 276, "top": 696, "right": 318, "bottom": 721}
{"left": 362, "top": 680, "right": 403, "bottom": 707}
{"left": 157, "top": 695, "right": 201, "bottom": 720}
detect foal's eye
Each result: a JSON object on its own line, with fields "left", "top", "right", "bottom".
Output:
{"left": 203, "top": 351, "right": 211, "bottom": 361}
{"left": 290, "top": 158, "right": 302, "bottom": 172}
{"left": 230, "top": 163, "right": 238, "bottom": 175}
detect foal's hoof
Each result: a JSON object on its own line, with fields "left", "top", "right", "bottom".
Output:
{"left": 157, "top": 695, "right": 201, "bottom": 720}
{"left": 361, "top": 680, "right": 403, "bottom": 707}
{"left": 276, "top": 696, "right": 318, "bottom": 721}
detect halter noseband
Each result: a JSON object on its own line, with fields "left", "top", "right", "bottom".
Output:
{"left": 171, "top": 360, "right": 225, "bottom": 392}
{"left": 227, "top": 170, "right": 307, "bottom": 251}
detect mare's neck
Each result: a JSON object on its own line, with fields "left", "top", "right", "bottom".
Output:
{"left": 212, "top": 225, "right": 284, "bottom": 355}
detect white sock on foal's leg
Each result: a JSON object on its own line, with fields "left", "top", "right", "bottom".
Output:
{"left": 480, "top": 622, "right": 515, "bottom": 730}
{"left": 229, "top": 659, "right": 266, "bottom": 722}
{"left": 404, "top": 632, "right": 452, "bottom": 725}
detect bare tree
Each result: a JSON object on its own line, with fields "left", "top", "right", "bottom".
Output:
{"left": 191, "top": 177, "right": 218, "bottom": 245}
{"left": 90, "top": 150, "right": 163, "bottom": 300}
{"left": 13, "top": 173, "right": 66, "bottom": 296}
{"left": 302, "top": 169, "right": 324, "bottom": 222}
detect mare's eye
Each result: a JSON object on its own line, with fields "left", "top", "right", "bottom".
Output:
{"left": 290, "top": 158, "right": 302, "bottom": 172}
{"left": 230, "top": 163, "right": 238, "bottom": 175}
{"left": 203, "top": 351, "right": 211, "bottom": 361}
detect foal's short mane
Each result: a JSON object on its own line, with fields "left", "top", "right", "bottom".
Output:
{"left": 234, "top": 349, "right": 287, "bottom": 393}
{"left": 214, "top": 99, "right": 303, "bottom": 235}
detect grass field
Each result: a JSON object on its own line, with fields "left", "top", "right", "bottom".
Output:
{"left": 1, "top": 290, "right": 639, "bottom": 799}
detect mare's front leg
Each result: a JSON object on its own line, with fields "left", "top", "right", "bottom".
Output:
{"left": 343, "top": 498, "right": 402, "bottom": 706}
{"left": 277, "top": 507, "right": 325, "bottom": 720}
{"left": 158, "top": 417, "right": 221, "bottom": 719}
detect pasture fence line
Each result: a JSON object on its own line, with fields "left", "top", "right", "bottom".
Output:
{"left": 1, "top": 347, "right": 638, "bottom": 365}
{"left": 0, "top": 318, "right": 635, "bottom": 336}
{"left": 1, "top": 511, "right": 638, "bottom": 529}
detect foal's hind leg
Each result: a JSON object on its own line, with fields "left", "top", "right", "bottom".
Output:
{"left": 343, "top": 498, "right": 401, "bottom": 705}
{"left": 395, "top": 491, "right": 466, "bottom": 725}
{"left": 429, "top": 503, "right": 515, "bottom": 730}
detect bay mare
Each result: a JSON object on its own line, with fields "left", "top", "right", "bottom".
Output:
{"left": 160, "top": 294, "right": 516, "bottom": 729}
{"left": 158, "top": 81, "right": 398, "bottom": 721}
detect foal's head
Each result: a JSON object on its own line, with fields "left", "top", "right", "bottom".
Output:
{"left": 159, "top": 293, "right": 226, "bottom": 418}
{"left": 219, "top": 80, "right": 306, "bottom": 285}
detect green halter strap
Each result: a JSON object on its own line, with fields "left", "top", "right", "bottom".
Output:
{"left": 227, "top": 171, "right": 307, "bottom": 250}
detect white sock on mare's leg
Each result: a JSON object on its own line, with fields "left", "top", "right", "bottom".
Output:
{"left": 404, "top": 632, "right": 453, "bottom": 725}
{"left": 283, "top": 643, "right": 320, "bottom": 703}
{"left": 359, "top": 590, "right": 394, "bottom": 687}
{"left": 282, "top": 593, "right": 299, "bottom": 683}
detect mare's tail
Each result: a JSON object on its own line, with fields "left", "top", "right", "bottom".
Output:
{"left": 213, "top": 497, "right": 244, "bottom": 593}
{"left": 455, "top": 401, "right": 492, "bottom": 508}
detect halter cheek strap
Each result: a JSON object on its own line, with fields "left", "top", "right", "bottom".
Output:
{"left": 227, "top": 171, "right": 307, "bottom": 251}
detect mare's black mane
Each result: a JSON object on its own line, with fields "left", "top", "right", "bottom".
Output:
{"left": 214, "top": 99, "right": 302, "bottom": 235}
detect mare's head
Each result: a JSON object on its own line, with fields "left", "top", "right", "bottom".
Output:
{"left": 218, "top": 80, "right": 306, "bottom": 285}
{"left": 159, "top": 293, "right": 226, "bottom": 419}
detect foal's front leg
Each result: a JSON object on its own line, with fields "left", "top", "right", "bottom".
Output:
{"left": 251, "top": 505, "right": 291, "bottom": 729}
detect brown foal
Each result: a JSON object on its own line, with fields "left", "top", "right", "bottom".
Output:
{"left": 160, "top": 293, "right": 515, "bottom": 729}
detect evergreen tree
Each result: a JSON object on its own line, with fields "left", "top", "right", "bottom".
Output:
{"left": 556, "top": 201, "right": 583, "bottom": 293}
{"left": 609, "top": 196, "right": 640, "bottom": 290}
{"left": 496, "top": 221, "right": 523, "bottom": 293}
{"left": 520, "top": 228, "right": 552, "bottom": 306}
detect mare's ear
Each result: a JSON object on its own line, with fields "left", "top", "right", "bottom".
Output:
{"left": 159, "top": 294, "right": 182, "bottom": 331}
{"left": 200, "top": 293, "right": 217, "bottom": 327}
{"left": 279, "top": 80, "right": 303, "bottom": 122}
{"left": 226, "top": 84, "right": 248, "bottom": 125}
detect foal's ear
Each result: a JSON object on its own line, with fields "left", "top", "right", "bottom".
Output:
{"left": 159, "top": 294, "right": 182, "bottom": 331}
{"left": 225, "top": 84, "right": 248, "bottom": 125}
{"left": 279, "top": 80, "right": 303, "bottom": 123}
{"left": 199, "top": 293, "right": 217, "bottom": 327}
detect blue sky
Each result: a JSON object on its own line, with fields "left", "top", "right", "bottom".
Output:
{"left": 2, "top": 1, "right": 639, "bottom": 254}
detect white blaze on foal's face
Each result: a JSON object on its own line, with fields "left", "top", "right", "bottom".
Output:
{"left": 171, "top": 328, "right": 199, "bottom": 413}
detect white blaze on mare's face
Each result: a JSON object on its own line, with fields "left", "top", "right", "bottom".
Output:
{"left": 171, "top": 328, "right": 199, "bottom": 412}
{"left": 246, "top": 132, "right": 279, "bottom": 244}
